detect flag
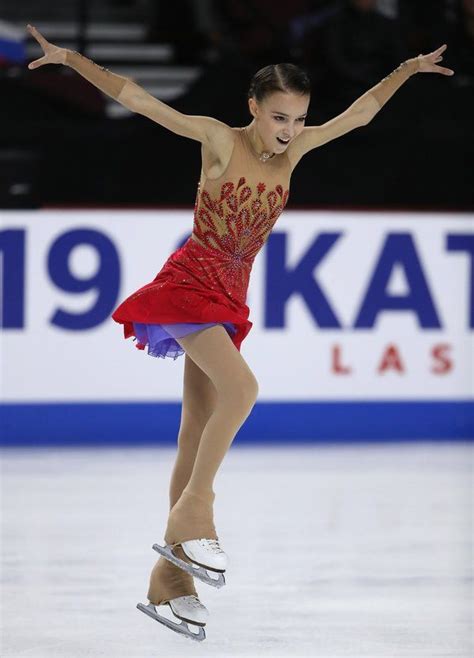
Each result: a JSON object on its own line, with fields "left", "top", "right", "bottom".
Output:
{"left": 0, "top": 20, "right": 26, "bottom": 65}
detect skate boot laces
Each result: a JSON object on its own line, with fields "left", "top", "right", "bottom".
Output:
{"left": 199, "top": 538, "right": 224, "bottom": 554}
{"left": 186, "top": 595, "right": 203, "bottom": 608}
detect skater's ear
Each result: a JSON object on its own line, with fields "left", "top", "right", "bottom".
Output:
{"left": 248, "top": 96, "right": 259, "bottom": 119}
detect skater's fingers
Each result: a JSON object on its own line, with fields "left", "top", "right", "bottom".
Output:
{"left": 432, "top": 65, "right": 454, "bottom": 76}
{"left": 28, "top": 56, "right": 47, "bottom": 69}
{"left": 26, "top": 24, "right": 49, "bottom": 49}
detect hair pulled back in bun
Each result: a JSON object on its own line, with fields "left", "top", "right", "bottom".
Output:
{"left": 248, "top": 63, "right": 311, "bottom": 102}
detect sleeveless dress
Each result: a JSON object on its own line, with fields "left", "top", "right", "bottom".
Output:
{"left": 111, "top": 127, "right": 291, "bottom": 359}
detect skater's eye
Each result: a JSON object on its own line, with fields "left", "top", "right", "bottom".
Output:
{"left": 272, "top": 115, "right": 306, "bottom": 123}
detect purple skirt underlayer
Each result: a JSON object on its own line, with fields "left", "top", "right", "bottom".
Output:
{"left": 132, "top": 321, "right": 237, "bottom": 360}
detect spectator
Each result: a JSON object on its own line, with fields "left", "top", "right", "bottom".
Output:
{"left": 214, "top": 0, "right": 308, "bottom": 66}
{"left": 142, "top": 0, "right": 223, "bottom": 63}
{"left": 302, "top": 0, "right": 405, "bottom": 109}
{"left": 398, "top": 0, "right": 449, "bottom": 53}
{"left": 447, "top": 0, "right": 474, "bottom": 85}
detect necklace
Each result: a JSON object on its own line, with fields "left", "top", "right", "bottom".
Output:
{"left": 243, "top": 127, "right": 275, "bottom": 163}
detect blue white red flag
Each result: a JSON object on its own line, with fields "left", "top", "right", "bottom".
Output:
{"left": 0, "top": 20, "right": 25, "bottom": 65}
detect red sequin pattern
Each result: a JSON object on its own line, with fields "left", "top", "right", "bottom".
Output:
{"left": 190, "top": 176, "right": 289, "bottom": 303}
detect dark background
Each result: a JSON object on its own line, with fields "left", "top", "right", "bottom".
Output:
{"left": 1, "top": 0, "right": 473, "bottom": 209}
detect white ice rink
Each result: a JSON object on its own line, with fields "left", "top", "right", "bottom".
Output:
{"left": 1, "top": 442, "right": 472, "bottom": 657}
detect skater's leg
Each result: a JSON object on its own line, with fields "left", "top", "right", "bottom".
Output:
{"left": 148, "top": 355, "right": 217, "bottom": 605}
{"left": 177, "top": 325, "right": 258, "bottom": 497}
{"left": 147, "top": 546, "right": 197, "bottom": 604}
{"left": 169, "top": 354, "right": 218, "bottom": 507}
{"left": 176, "top": 325, "right": 258, "bottom": 498}
{"left": 165, "top": 325, "right": 258, "bottom": 545}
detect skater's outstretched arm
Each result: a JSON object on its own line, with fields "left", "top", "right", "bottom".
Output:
{"left": 26, "top": 24, "right": 232, "bottom": 148}
{"left": 287, "top": 45, "right": 454, "bottom": 169}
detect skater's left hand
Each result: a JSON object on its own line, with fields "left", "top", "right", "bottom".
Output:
{"left": 416, "top": 44, "right": 454, "bottom": 76}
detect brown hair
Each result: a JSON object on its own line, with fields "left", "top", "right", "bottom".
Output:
{"left": 248, "top": 63, "right": 311, "bottom": 102}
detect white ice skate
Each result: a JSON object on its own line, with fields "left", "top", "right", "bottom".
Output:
{"left": 152, "top": 539, "right": 228, "bottom": 588}
{"left": 136, "top": 595, "right": 208, "bottom": 642}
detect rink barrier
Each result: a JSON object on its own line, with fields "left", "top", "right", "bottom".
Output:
{"left": 0, "top": 401, "right": 472, "bottom": 446}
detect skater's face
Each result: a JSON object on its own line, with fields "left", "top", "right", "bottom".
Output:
{"left": 248, "top": 91, "right": 310, "bottom": 154}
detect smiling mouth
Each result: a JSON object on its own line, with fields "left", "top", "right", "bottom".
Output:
{"left": 277, "top": 137, "right": 290, "bottom": 145}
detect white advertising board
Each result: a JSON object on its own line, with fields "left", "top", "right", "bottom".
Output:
{"left": 1, "top": 210, "right": 472, "bottom": 402}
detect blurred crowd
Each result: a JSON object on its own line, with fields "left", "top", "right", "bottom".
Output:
{"left": 138, "top": 0, "right": 473, "bottom": 99}
{"left": 2, "top": 0, "right": 472, "bottom": 109}
{"left": 1, "top": 0, "right": 471, "bottom": 209}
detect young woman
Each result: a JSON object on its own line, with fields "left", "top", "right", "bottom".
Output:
{"left": 27, "top": 23, "right": 453, "bottom": 641}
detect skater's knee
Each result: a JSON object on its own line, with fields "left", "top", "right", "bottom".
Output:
{"left": 222, "top": 371, "right": 259, "bottom": 414}
{"left": 243, "top": 372, "right": 259, "bottom": 406}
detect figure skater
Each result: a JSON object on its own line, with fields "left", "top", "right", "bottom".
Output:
{"left": 27, "top": 23, "right": 453, "bottom": 641}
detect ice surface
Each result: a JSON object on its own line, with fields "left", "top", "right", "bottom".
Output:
{"left": 1, "top": 442, "right": 472, "bottom": 657}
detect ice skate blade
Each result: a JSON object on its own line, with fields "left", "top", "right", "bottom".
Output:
{"left": 136, "top": 602, "right": 205, "bottom": 642}
{"left": 152, "top": 543, "right": 226, "bottom": 589}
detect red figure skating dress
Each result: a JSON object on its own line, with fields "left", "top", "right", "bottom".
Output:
{"left": 112, "top": 127, "right": 291, "bottom": 358}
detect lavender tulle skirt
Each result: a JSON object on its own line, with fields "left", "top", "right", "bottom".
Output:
{"left": 132, "top": 321, "right": 237, "bottom": 360}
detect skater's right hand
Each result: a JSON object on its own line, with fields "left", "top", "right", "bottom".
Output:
{"left": 27, "top": 24, "right": 67, "bottom": 69}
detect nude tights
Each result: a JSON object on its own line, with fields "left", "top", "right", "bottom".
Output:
{"left": 147, "top": 389, "right": 256, "bottom": 604}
